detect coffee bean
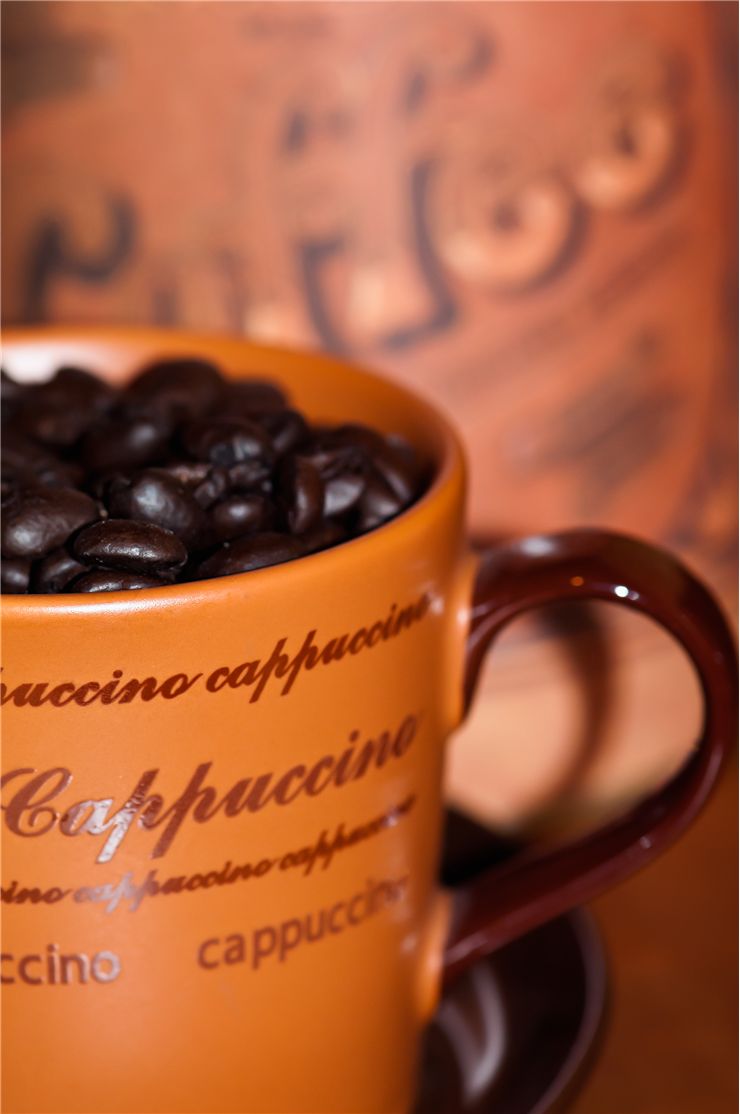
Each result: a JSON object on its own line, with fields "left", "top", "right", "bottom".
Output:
{"left": 32, "top": 548, "right": 88, "bottom": 593}
{"left": 73, "top": 519, "right": 188, "bottom": 574}
{"left": 1, "top": 368, "right": 25, "bottom": 405}
{"left": 329, "top": 424, "right": 418, "bottom": 504}
{"left": 323, "top": 472, "right": 366, "bottom": 517}
{"left": 278, "top": 456, "right": 324, "bottom": 534}
{"left": 106, "top": 469, "right": 202, "bottom": 544}
{"left": 1, "top": 428, "right": 61, "bottom": 478}
{"left": 356, "top": 474, "right": 405, "bottom": 532}
{"left": 125, "top": 358, "right": 225, "bottom": 418}
{"left": 182, "top": 418, "right": 275, "bottom": 468}
{"left": 227, "top": 459, "right": 272, "bottom": 492}
{"left": 1, "top": 557, "right": 31, "bottom": 594}
{"left": 302, "top": 442, "right": 367, "bottom": 479}
{"left": 299, "top": 521, "right": 348, "bottom": 555}
{"left": 260, "top": 409, "right": 309, "bottom": 457}
{"left": 158, "top": 460, "right": 212, "bottom": 488}
{"left": 1, "top": 487, "right": 99, "bottom": 559}
{"left": 226, "top": 379, "right": 288, "bottom": 415}
{"left": 81, "top": 415, "right": 173, "bottom": 472}
{"left": 41, "top": 367, "right": 114, "bottom": 414}
{"left": 68, "top": 569, "right": 169, "bottom": 593}
{"left": 208, "top": 495, "right": 274, "bottom": 542}
{"left": 196, "top": 533, "right": 302, "bottom": 578}
{"left": 192, "top": 466, "right": 230, "bottom": 509}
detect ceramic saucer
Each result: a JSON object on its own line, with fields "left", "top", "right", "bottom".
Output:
{"left": 414, "top": 810, "right": 607, "bottom": 1114}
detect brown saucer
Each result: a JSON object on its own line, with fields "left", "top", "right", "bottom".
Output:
{"left": 415, "top": 811, "right": 607, "bottom": 1114}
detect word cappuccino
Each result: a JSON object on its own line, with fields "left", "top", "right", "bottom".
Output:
{"left": 1, "top": 713, "right": 420, "bottom": 864}
{"left": 0, "top": 594, "right": 430, "bottom": 709}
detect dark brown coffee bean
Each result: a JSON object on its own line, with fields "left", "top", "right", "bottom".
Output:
{"left": 259, "top": 409, "right": 309, "bottom": 457}
{"left": 14, "top": 367, "right": 115, "bottom": 448}
{"left": 1, "top": 557, "right": 31, "bottom": 594}
{"left": 323, "top": 472, "right": 366, "bottom": 517}
{"left": 67, "top": 569, "right": 168, "bottom": 593}
{"left": 34, "top": 460, "right": 86, "bottom": 490}
{"left": 81, "top": 415, "right": 173, "bottom": 472}
{"left": 208, "top": 495, "right": 273, "bottom": 543}
{"left": 182, "top": 418, "right": 274, "bottom": 468}
{"left": 16, "top": 403, "right": 91, "bottom": 448}
{"left": 73, "top": 519, "right": 188, "bottom": 574}
{"left": 1, "top": 368, "right": 25, "bottom": 405}
{"left": 330, "top": 424, "right": 417, "bottom": 503}
{"left": 158, "top": 460, "right": 211, "bottom": 487}
{"left": 125, "top": 358, "right": 225, "bottom": 418}
{"left": 196, "top": 533, "right": 302, "bottom": 579}
{"left": 1, "top": 482, "right": 17, "bottom": 507}
{"left": 1, "top": 428, "right": 60, "bottom": 477}
{"left": 32, "top": 548, "right": 88, "bottom": 593}
{"left": 227, "top": 459, "right": 272, "bottom": 492}
{"left": 41, "top": 367, "right": 114, "bottom": 413}
{"left": 278, "top": 456, "right": 324, "bottom": 534}
{"left": 299, "top": 521, "right": 348, "bottom": 555}
{"left": 106, "top": 470, "right": 202, "bottom": 544}
{"left": 192, "top": 466, "right": 230, "bottom": 509}
{"left": 306, "top": 443, "right": 367, "bottom": 479}
{"left": 356, "top": 475, "right": 405, "bottom": 532}
{"left": 1, "top": 487, "right": 99, "bottom": 559}
{"left": 226, "top": 379, "right": 288, "bottom": 415}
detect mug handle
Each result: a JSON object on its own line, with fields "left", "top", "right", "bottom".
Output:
{"left": 443, "top": 529, "right": 737, "bottom": 986}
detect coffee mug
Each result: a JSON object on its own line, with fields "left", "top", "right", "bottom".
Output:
{"left": 1, "top": 328, "right": 736, "bottom": 1114}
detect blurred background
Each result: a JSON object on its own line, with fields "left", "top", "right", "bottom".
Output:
{"left": 2, "top": 3, "right": 737, "bottom": 1111}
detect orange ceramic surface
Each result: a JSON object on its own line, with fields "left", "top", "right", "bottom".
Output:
{"left": 1, "top": 328, "right": 472, "bottom": 1114}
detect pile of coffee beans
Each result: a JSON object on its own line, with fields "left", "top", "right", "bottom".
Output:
{"left": 1, "top": 358, "right": 426, "bottom": 593}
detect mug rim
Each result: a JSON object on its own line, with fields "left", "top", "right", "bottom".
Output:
{"left": 1, "top": 325, "right": 467, "bottom": 616}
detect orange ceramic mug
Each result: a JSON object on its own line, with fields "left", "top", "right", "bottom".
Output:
{"left": 1, "top": 328, "right": 736, "bottom": 1114}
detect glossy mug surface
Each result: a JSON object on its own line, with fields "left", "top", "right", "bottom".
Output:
{"left": 1, "top": 329, "right": 736, "bottom": 1114}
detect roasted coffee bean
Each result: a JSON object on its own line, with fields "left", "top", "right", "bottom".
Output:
{"left": 14, "top": 367, "right": 115, "bottom": 448}
{"left": 302, "top": 442, "right": 367, "bottom": 479}
{"left": 32, "top": 548, "right": 88, "bottom": 593}
{"left": 1, "top": 487, "right": 98, "bottom": 559}
{"left": 73, "top": 519, "right": 188, "bottom": 574}
{"left": 192, "top": 466, "right": 230, "bottom": 509}
{"left": 323, "top": 471, "right": 366, "bottom": 517}
{"left": 1, "top": 428, "right": 60, "bottom": 477}
{"left": 356, "top": 474, "right": 405, "bottom": 532}
{"left": 227, "top": 459, "right": 272, "bottom": 492}
{"left": 329, "top": 424, "right": 417, "bottom": 503}
{"left": 278, "top": 456, "right": 324, "bottom": 534}
{"left": 1, "top": 481, "right": 17, "bottom": 506}
{"left": 81, "top": 415, "right": 173, "bottom": 472}
{"left": 68, "top": 569, "right": 168, "bottom": 593}
{"left": 1, "top": 557, "right": 31, "bottom": 594}
{"left": 226, "top": 379, "right": 288, "bottom": 415}
{"left": 299, "top": 521, "right": 348, "bottom": 555}
{"left": 125, "top": 358, "right": 225, "bottom": 418}
{"left": 208, "top": 494, "right": 274, "bottom": 542}
{"left": 260, "top": 409, "right": 309, "bottom": 457}
{"left": 182, "top": 418, "right": 274, "bottom": 468}
{"left": 34, "top": 460, "right": 86, "bottom": 490}
{"left": 196, "top": 533, "right": 302, "bottom": 578}
{"left": 15, "top": 402, "right": 92, "bottom": 448}
{"left": 40, "top": 367, "right": 114, "bottom": 414}
{"left": 158, "top": 460, "right": 211, "bottom": 487}
{"left": 1, "top": 368, "right": 25, "bottom": 405}
{"left": 106, "top": 469, "right": 202, "bottom": 543}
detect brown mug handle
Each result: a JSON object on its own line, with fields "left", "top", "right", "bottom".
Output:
{"left": 443, "top": 529, "right": 737, "bottom": 986}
